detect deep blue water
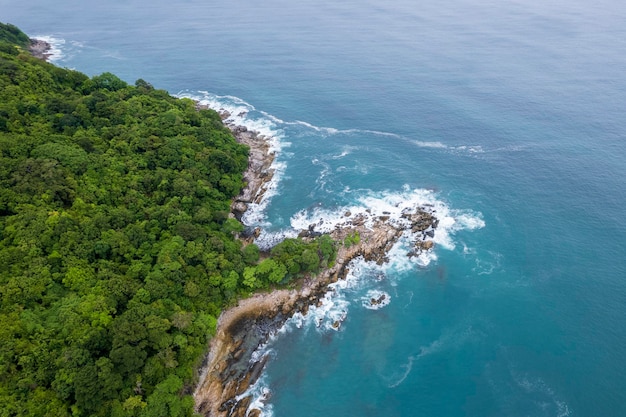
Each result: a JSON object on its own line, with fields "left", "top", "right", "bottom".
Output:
{"left": 3, "top": 0, "right": 626, "bottom": 415}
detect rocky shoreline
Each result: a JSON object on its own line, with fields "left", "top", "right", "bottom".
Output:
{"left": 28, "top": 38, "right": 52, "bottom": 61}
{"left": 193, "top": 110, "right": 438, "bottom": 417}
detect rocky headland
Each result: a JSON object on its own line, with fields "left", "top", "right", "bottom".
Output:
{"left": 28, "top": 38, "right": 52, "bottom": 61}
{"left": 193, "top": 110, "right": 438, "bottom": 417}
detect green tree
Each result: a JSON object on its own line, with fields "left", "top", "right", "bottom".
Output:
{"left": 242, "top": 243, "right": 260, "bottom": 264}
{"left": 242, "top": 266, "right": 259, "bottom": 289}
{"left": 143, "top": 375, "right": 193, "bottom": 417}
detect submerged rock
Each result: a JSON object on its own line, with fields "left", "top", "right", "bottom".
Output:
{"left": 370, "top": 293, "right": 386, "bottom": 305}
{"left": 414, "top": 240, "right": 434, "bottom": 251}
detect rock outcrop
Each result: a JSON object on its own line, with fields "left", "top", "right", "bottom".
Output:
{"left": 28, "top": 38, "right": 52, "bottom": 61}
{"left": 221, "top": 113, "right": 276, "bottom": 221}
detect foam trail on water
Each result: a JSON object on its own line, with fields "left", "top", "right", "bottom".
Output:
{"left": 331, "top": 146, "right": 355, "bottom": 159}
{"left": 388, "top": 356, "right": 416, "bottom": 388}
{"left": 385, "top": 335, "right": 445, "bottom": 388}
{"left": 179, "top": 91, "right": 494, "bottom": 162}
{"left": 412, "top": 140, "right": 449, "bottom": 149}
{"left": 385, "top": 322, "right": 482, "bottom": 389}
{"left": 508, "top": 368, "right": 573, "bottom": 417}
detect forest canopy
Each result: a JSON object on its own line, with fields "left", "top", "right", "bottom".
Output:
{"left": 0, "top": 23, "right": 335, "bottom": 417}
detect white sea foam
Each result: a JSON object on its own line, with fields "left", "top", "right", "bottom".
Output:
{"left": 454, "top": 145, "right": 485, "bottom": 154}
{"left": 403, "top": 291, "right": 414, "bottom": 310}
{"left": 417, "top": 338, "right": 445, "bottom": 359}
{"left": 289, "top": 119, "right": 338, "bottom": 135}
{"left": 331, "top": 146, "right": 354, "bottom": 159}
{"left": 236, "top": 373, "right": 274, "bottom": 417}
{"left": 311, "top": 158, "right": 333, "bottom": 192}
{"left": 254, "top": 228, "right": 299, "bottom": 251}
{"left": 277, "top": 120, "right": 399, "bottom": 139}
{"left": 240, "top": 159, "right": 288, "bottom": 227}
{"left": 556, "top": 401, "right": 572, "bottom": 417}
{"left": 408, "top": 139, "right": 489, "bottom": 156}
{"left": 412, "top": 140, "right": 449, "bottom": 149}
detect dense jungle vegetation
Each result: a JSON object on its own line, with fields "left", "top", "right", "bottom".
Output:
{"left": 0, "top": 23, "right": 336, "bottom": 417}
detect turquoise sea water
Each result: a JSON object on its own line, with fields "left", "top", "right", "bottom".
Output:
{"left": 4, "top": 0, "right": 626, "bottom": 415}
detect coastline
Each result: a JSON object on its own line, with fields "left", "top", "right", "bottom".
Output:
{"left": 193, "top": 110, "right": 438, "bottom": 417}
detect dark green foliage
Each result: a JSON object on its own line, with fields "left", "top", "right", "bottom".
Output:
{"left": 242, "top": 243, "right": 260, "bottom": 265}
{"left": 82, "top": 72, "right": 128, "bottom": 93}
{"left": 0, "top": 24, "right": 250, "bottom": 417}
{"left": 0, "top": 23, "right": 30, "bottom": 48}
{"left": 241, "top": 234, "right": 338, "bottom": 287}
{"left": 343, "top": 230, "right": 361, "bottom": 248}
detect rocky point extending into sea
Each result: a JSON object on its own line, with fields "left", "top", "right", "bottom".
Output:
{"left": 28, "top": 38, "right": 51, "bottom": 60}
{"left": 192, "top": 110, "right": 439, "bottom": 417}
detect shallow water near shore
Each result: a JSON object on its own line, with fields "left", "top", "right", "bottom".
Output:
{"left": 5, "top": 0, "right": 626, "bottom": 415}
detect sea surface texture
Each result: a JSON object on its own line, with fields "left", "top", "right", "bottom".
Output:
{"left": 4, "top": 0, "right": 626, "bottom": 415}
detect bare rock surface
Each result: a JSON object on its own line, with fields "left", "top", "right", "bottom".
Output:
{"left": 28, "top": 39, "right": 52, "bottom": 61}
{"left": 222, "top": 114, "right": 276, "bottom": 219}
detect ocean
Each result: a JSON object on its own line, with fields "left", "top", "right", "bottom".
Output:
{"left": 3, "top": 0, "right": 626, "bottom": 415}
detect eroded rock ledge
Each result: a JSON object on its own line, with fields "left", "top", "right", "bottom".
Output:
{"left": 193, "top": 116, "right": 437, "bottom": 417}
{"left": 28, "top": 38, "right": 52, "bottom": 61}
